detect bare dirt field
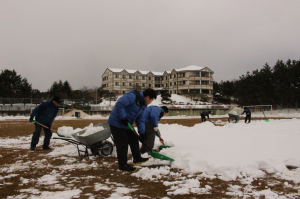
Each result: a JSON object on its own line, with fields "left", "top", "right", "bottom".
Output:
{"left": 0, "top": 118, "right": 299, "bottom": 198}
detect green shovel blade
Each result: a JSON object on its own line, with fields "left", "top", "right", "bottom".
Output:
{"left": 150, "top": 151, "right": 174, "bottom": 162}
{"left": 159, "top": 145, "right": 172, "bottom": 150}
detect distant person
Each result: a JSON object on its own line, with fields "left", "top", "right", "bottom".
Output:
{"left": 201, "top": 111, "right": 211, "bottom": 122}
{"left": 241, "top": 107, "right": 251, "bottom": 123}
{"left": 29, "top": 96, "right": 61, "bottom": 151}
{"left": 108, "top": 89, "right": 157, "bottom": 172}
{"left": 140, "top": 106, "right": 169, "bottom": 154}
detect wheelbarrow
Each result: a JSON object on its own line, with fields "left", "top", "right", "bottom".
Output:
{"left": 53, "top": 122, "right": 114, "bottom": 158}
{"left": 228, "top": 113, "right": 240, "bottom": 123}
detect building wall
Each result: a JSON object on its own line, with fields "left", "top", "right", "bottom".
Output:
{"left": 102, "top": 67, "right": 214, "bottom": 102}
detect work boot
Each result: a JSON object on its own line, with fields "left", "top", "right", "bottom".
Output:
{"left": 42, "top": 146, "right": 52, "bottom": 150}
{"left": 30, "top": 147, "right": 35, "bottom": 152}
{"left": 119, "top": 164, "right": 137, "bottom": 172}
{"left": 133, "top": 157, "right": 149, "bottom": 165}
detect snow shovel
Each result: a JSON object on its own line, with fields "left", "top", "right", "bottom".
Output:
{"left": 262, "top": 111, "right": 269, "bottom": 122}
{"left": 157, "top": 135, "right": 172, "bottom": 150}
{"left": 30, "top": 120, "right": 69, "bottom": 138}
{"left": 127, "top": 123, "right": 174, "bottom": 162}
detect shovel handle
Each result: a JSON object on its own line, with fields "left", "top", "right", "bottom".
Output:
{"left": 127, "top": 123, "right": 153, "bottom": 151}
{"left": 31, "top": 120, "right": 56, "bottom": 133}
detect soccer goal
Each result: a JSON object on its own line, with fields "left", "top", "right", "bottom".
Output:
{"left": 243, "top": 105, "right": 272, "bottom": 115}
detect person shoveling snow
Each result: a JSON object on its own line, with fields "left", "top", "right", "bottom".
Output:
{"left": 141, "top": 105, "right": 169, "bottom": 154}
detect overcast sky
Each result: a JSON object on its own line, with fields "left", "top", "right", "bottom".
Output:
{"left": 1, "top": 0, "right": 300, "bottom": 92}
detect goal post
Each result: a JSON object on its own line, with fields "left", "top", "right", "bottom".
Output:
{"left": 243, "top": 105, "right": 272, "bottom": 115}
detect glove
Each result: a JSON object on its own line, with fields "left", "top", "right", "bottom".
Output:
{"left": 121, "top": 118, "right": 129, "bottom": 126}
{"left": 139, "top": 133, "right": 146, "bottom": 143}
{"left": 159, "top": 137, "right": 164, "bottom": 144}
{"left": 29, "top": 117, "right": 33, "bottom": 122}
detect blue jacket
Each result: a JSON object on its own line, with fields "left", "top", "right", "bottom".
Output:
{"left": 108, "top": 90, "right": 147, "bottom": 134}
{"left": 30, "top": 100, "right": 59, "bottom": 125}
{"left": 242, "top": 108, "right": 251, "bottom": 115}
{"left": 144, "top": 106, "right": 163, "bottom": 128}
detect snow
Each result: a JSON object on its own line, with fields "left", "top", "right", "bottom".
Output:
{"left": 79, "top": 123, "right": 104, "bottom": 137}
{"left": 175, "top": 65, "right": 205, "bottom": 72}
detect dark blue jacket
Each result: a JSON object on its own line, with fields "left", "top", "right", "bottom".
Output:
{"left": 144, "top": 106, "right": 162, "bottom": 128}
{"left": 107, "top": 90, "right": 147, "bottom": 134}
{"left": 30, "top": 100, "right": 59, "bottom": 125}
{"left": 242, "top": 108, "right": 251, "bottom": 115}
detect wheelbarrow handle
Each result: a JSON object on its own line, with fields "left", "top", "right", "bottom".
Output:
{"left": 31, "top": 120, "right": 56, "bottom": 133}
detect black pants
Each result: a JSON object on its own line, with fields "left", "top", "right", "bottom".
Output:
{"left": 140, "top": 122, "right": 156, "bottom": 153}
{"left": 201, "top": 114, "right": 206, "bottom": 122}
{"left": 245, "top": 114, "right": 251, "bottom": 123}
{"left": 31, "top": 123, "right": 52, "bottom": 148}
{"left": 109, "top": 124, "right": 142, "bottom": 167}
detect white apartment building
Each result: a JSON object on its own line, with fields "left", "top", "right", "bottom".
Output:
{"left": 101, "top": 65, "right": 214, "bottom": 101}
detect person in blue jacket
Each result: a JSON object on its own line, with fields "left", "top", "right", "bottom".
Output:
{"left": 108, "top": 89, "right": 157, "bottom": 172}
{"left": 140, "top": 106, "right": 168, "bottom": 154}
{"left": 241, "top": 107, "right": 251, "bottom": 123}
{"left": 29, "top": 96, "right": 61, "bottom": 151}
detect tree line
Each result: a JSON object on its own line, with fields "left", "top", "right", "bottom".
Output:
{"left": 0, "top": 69, "right": 114, "bottom": 101}
{"left": 213, "top": 59, "right": 300, "bottom": 109}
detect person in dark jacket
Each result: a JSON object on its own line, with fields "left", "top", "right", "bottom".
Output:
{"left": 108, "top": 89, "right": 157, "bottom": 172}
{"left": 241, "top": 107, "right": 251, "bottom": 123}
{"left": 200, "top": 111, "right": 211, "bottom": 122}
{"left": 29, "top": 96, "right": 61, "bottom": 151}
{"left": 140, "top": 106, "right": 168, "bottom": 154}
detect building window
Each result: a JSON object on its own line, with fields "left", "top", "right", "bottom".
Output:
{"left": 123, "top": 91, "right": 126, "bottom": 94}
{"left": 136, "top": 83, "right": 139, "bottom": 86}
{"left": 161, "top": 84, "right": 164, "bottom": 87}
{"left": 175, "top": 90, "right": 176, "bottom": 94}
{"left": 183, "top": 81, "right": 185, "bottom": 85}
{"left": 115, "top": 82, "right": 119, "bottom": 85}
{"left": 129, "top": 83, "right": 132, "bottom": 86}
{"left": 148, "top": 77, "right": 151, "bottom": 80}
{"left": 170, "top": 91, "right": 172, "bottom": 94}
{"left": 129, "top": 75, "right": 132, "bottom": 79}
{"left": 174, "top": 82, "right": 176, "bottom": 85}
{"left": 115, "top": 75, "right": 119, "bottom": 78}
{"left": 122, "top": 82, "right": 126, "bottom": 86}
{"left": 174, "top": 74, "right": 176, "bottom": 78}
{"left": 166, "top": 76, "right": 168, "bottom": 80}
{"left": 170, "top": 83, "right": 172, "bottom": 86}
{"left": 136, "top": 76, "right": 139, "bottom": 79}
{"left": 142, "top": 76, "right": 145, "bottom": 80}
{"left": 142, "top": 83, "right": 145, "bottom": 87}
{"left": 122, "top": 75, "right": 126, "bottom": 78}
{"left": 170, "top": 75, "right": 172, "bottom": 79}
{"left": 166, "top": 83, "right": 168, "bottom": 87}
{"left": 149, "top": 84, "right": 151, "bottom": 87}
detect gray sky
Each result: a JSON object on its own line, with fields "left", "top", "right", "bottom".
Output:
{"left": 1, "top": 0, "right": 300, "bottom": 92}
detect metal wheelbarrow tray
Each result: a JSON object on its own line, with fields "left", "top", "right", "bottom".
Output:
{"left": 53, "top": 122, "right": 114, "bottom": 158}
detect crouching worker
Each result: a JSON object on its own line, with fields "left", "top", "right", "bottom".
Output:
{"left": 108, "top": 89, "right": 157, "bottom": 172}
{"left": 200, "top": 111, "right": 211, "bottom": 122}
{"left": 29, "top": 96, "right": 61, "bottom": 151}
{"left": 140, "top": 106, "right": 168, "bottom": 154}
{"left": 241, "top": 107, "right": 251, "bottom": 123}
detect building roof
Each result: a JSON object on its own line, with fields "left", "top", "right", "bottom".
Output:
{"left": 175, "top": 65, "right": 205, "bottom": 72}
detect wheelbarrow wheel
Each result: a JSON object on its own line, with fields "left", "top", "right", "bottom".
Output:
{"left": 100, "top": 141, "right": 113, "bottom": 156}
{"left": 228, "top": 116, "right": 238, "bottom": 123}
{"left": 90, "top": 141, "right": 113, "bottom": 156}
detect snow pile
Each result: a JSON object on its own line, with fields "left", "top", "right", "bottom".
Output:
{"left": 79, "top": 123, "right": 104, "bottom": 137}
{"left": 57, "top": 126, "right": 74, "bottom": 137}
